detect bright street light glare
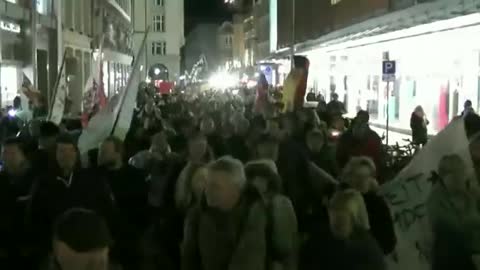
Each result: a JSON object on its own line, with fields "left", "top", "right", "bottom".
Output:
{"left": 208, "top": 71, "right": 237, "bottom": 89}
{"left": 154, "top": 68, "right": 161, "bottom": 75}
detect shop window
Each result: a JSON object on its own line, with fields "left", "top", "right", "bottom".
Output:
{"left": 37, "top": 0, "right": 50, "bottom": 15}
{"left": 394, "top": 79, "right": 400, "bottom": 120}
{"left": 103, "top": 63, "right": 109, "bottom": 97}
{"left": 331, "top": 0, "right": 342, "bottom": 5}
{"left": 367, "top": 75, "right": 380, "bottom": 119}
{"left": 0, "top": 65, "right": 18, "bottom": 107}
{"left": 153, "top": 15, "right": 166, "bottom": 32}
{"left": 83, "top": 52, "right": 90, "bottom": 86}
{"left": 152, "top": 42, "right": 167, "bottom": 55}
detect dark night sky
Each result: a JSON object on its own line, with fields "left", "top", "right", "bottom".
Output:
{"left": 185, "top": 0, "right": 232, "bottom": 34}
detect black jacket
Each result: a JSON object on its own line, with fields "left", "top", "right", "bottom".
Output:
{"left": 410, "top": 113, "right": 428, "bottom": 145}
{"left": 28, "top": 168, "right": 115, "bottom": 251}
{"left": 300, "top": 227, "right": 386, "bottom": 270}
{"left": 363, "top": 192, "right": 397, "bottom": 254}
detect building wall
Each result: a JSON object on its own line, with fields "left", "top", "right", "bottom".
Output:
{"left": 253, "top": 0, "right": 269, "bottom": 61}
{"left": 243, "top": 14, "right": 255, "bottom": 67}
{"left": 0, "top": 0, "right": 55, "bottom": 109}
{"left": 133, "top": 0, "right": 184, "bottom": 81}
{"left": 232, "top": 14, "right": 245, "bottom": 67}
{"left": 277, "top": 0, "right": 393, "bottom": 51}
{"left": 184, "top": 24, "right": 219, "bottom": 74}
{"left": 61, "top": 0, "right": 133, "bottom": 115}
{"left": 217, "top": 22, "right": 234, "bottom": 70}
{"left": 331, "top": 0, "right": 389, "bottom": 29}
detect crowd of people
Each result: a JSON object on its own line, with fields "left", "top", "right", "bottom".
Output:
{"left": 0, "top": 84, "right": 478, "bottom": 270}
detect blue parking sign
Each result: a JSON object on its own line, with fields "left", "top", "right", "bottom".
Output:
{"left": 382, "top": 60, "right": 396, "bottom": 82}
{"left": 383, "top": 61, "right": 396, "bottom": 75}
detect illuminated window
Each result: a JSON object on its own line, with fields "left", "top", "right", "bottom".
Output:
{"left": 153, "top": 15, "right": 165, "bottom": 32}
{"left": 331, "top": 0, "right": 342, "bottom": 5}
{"left": 152, "top": 42, "right": 167, "bottom": 55}
{"left": 225, "top": 36, "right": 233, "bottom": 47}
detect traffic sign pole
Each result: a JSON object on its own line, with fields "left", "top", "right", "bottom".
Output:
{"left": 386, "top": 81, "right": 390, "bottom": 146}
{"left": 382, "top": 57, "right": 395, "bottom": 145}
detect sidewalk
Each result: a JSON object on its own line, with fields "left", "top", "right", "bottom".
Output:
{"left": 370, "top": 125, "right": 412, "bottom": 146}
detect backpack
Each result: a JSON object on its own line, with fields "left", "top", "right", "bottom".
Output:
{"left": 189, "top": 188, "right": 295, "bottom": 270}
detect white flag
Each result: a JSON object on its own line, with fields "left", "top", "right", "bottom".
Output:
{"left": 77, "top": 29, "right": 149, "bottom": 155}
{"left": 82, "top": 37, "right": 106, "bottom": 122}
{"left": 112, "top": 29, "right": 150, "bottom": 140}
{"left": 48, "top": 56, "right": 67, "bottom": 125}
{"left": 77, "top": 93, "right": 121, "bottom": 156}
{"left": 380, "top": 119, "right": 474, "bottom": 270}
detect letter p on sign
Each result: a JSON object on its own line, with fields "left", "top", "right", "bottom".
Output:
{"left": 382, "top": 60, "right": 396, "bottom": 82}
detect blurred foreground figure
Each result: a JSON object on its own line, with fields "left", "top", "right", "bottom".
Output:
{"left": 427, "top": 154, "right": 480, "bottom": 270}
{"left": 181, "top": 157, "right": 297, "bottom": 270}
{"left": 300, "top": 189, "right": 386, "bottom": 270}
{"left": 46, "top": 208, "right": 113, "bottom": 270}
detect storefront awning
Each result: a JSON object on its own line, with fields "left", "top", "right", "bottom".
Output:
{"left": 294, "top": 0, "right": 480, "bottom": 54}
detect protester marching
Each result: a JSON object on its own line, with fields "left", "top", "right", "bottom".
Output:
{"left": 0, "top": 45, "right": 479, "bottom": 270}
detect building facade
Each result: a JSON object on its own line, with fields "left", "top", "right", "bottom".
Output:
{"left": 63, "top": 0, "right": 133, "bottom": 114}
{"left": 0, "top": 0, "right": 133, "bottom": 115}
{"left": 133, "top": 0, "right": 184, "bottom": 82}
{"left": 240, "top": 0, "right": 478, "bottom": 135}
{"left": 232, "top": 14, "right": 245, "bottom": 69}
{"left": 0, "top": 0, "right": 56, "bottom": 108}
{"left": 184, "top": 23, "right": 219, "bottom": 79}
{"left": 217, "top": 21, "right": 234, "bottom": 70}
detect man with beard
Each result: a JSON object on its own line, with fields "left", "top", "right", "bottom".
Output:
{"left": 97, "top": 136, "right": 148, "bottom": 270}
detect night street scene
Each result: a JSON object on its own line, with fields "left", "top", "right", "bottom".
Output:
{"left": 0, "top": 0, "right": 480, "bottom": 269}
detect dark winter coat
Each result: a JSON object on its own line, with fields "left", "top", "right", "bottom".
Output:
{"left": 362, "top": 191, "right": 397, "bottom": 254}
{"left": 337, "top": 129, "right": 383, "bottom": 180}
{"left": 182, "top": 192, "right": 298, "bottom": 270}
{"left": 300, "top": 227, "right": 386, "bottom": 270}
{"left": 427, "top": 184, "right": 480, "bottom": 270}
{"left": 98, "top": 165, "right": 148, "bottom": 269}
{"left": 28, "top": 168, "right": 115, "bottom": 252}
{"left": 410, "top": 113, "right": 428, "bottom": 145}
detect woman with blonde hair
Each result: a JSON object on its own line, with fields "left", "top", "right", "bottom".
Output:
{"left": 341, "top": 157, "right": 396, "bottom": 255}
{"left": 300, "top": 189, "right": 385, "bottom": 270}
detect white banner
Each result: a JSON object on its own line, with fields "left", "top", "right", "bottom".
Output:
{"left": 48, "top": 54, "right": 67, "bottom": 125}
{"left": 82, "top": 36, "right": 106, "bottom": 117}
{"left": 77, "top": 93, "right": 121, "bottom": 155}
{"left": 381, "top": 119, "right": 474, "bottom": 270}
{"left": 112, "top": 28, "right": 150, "bottom": 140}
{"left": 77, "top": 29, "right": 149, "bottom": 155}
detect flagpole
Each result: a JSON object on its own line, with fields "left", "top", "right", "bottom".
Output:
{"left": 110, "top": 27, "right": 150, "bottom": 136}
{"left": 47, "top": 50, "right": 67, "bottom": 120}
{"left": 31, "top": 0, "right": 38, "bottom": 90}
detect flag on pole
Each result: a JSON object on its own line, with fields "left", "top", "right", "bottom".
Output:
{"left": 78, "top": 28, "right": 150, "bottom": 156}
{"left": 111, "top": 28, "right": 151, "bottom": 140}
{"left": 48, "top": 52, "right": 68, "bottom": 125}
{"left": 82, "top": 38, "right": 106, "bottom": 127}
